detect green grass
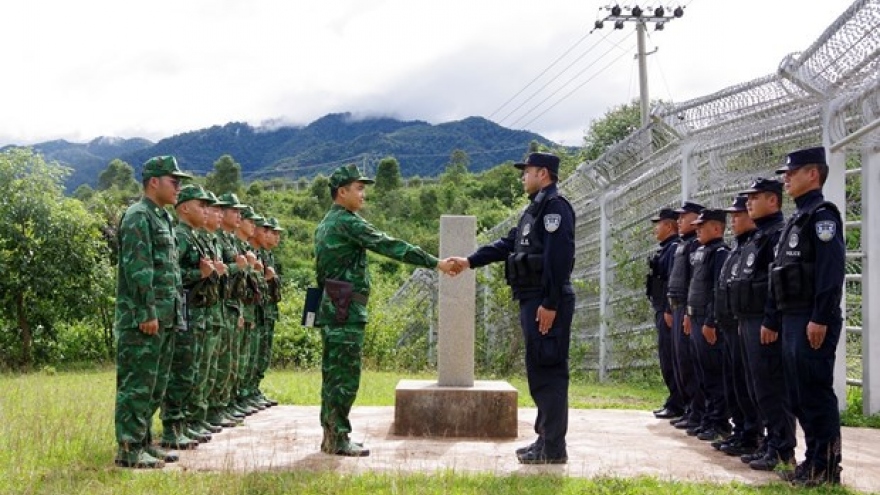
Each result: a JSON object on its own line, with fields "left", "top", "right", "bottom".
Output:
{"left": 0, "top": 369, "right": 861, "bottom": 495}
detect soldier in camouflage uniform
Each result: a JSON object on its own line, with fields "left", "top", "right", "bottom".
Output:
{"left": 114, "top": 156, "right": 191, "bottom": 469}
{"left": 232, "top": 207, "right": 263, "bottom": 416}
{"left": 207, "top": 192, "right": 249, "bottom": 428}
{"left": 161, "top": 184, "right": 216, "bottom": 449}
{"left": 254, "top": 217, "right": 284, "bottom": 407}
{"left": 314, "top": 164, "right": 454, "bottom": 456}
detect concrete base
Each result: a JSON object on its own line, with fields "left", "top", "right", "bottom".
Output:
{"left": 393, "top": 379, "right": 518, "bottom": 438}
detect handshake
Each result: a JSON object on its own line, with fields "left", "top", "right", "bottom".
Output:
{"left": 436, "top": 257, "right": 470, "bottom": 277}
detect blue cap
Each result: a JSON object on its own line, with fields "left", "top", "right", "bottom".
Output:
{"left": 691, "top": 208, "right": 727, "bottom": 225}
{"left": 673, "top": 201, "right": 704, "bottom": 215}
{"left": 650, "top": 207, "right": 679, "bottom": 222}
{"left": 775, "top": 146, "right": 826, "bottom": 174}
{"left": 738, "top": 177, "right": 783, "bottom": 195}
{"left": 514, "top": 152, "right": 560, "bottom": 176}
{"left": 723, "top": 195, "right": 748, "bottom": 213}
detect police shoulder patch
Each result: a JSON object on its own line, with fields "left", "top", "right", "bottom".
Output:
{"left": 815, "top": 220, "right": 836, "bottom": 242}
{"left": 544, "top": 214, "right": 561, "bottom": 233}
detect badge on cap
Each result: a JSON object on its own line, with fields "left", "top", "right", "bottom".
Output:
{"left": 544, "top": 214, "right": 561, "bottom": 233}
{"left": 816, "top": 221, "right": 836, "bottom": 242}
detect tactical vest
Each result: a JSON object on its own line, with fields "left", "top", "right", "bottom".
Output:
{"left": 504, "top": 189, "right": 573, "bottom": 292}
{"left": 771, "top": 201, "right": 839, "bottom": 312}
{"left": 646, "top": 238, "right": 678, "bottom": 309}
{"left": 715, "top": 237, "right": 744, "bottom": 325}
{"left": 730, "top": 219, "right": 783, "bottom": 317}
{"left": 687, "top": 239, "right": 727, "bottom": 316}
{"left": 667, "top": 233, "right": 697, "bottom": 305}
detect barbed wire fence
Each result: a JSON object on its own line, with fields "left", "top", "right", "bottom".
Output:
{"left": 393, "top": 0, "right": 880, "bottom": 414}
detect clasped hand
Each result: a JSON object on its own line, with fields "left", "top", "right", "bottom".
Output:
{"left": 436, "top": 257, "right": 470, "bottom": 276}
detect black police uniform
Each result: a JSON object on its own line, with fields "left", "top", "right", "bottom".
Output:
{"left": 646, "top": 218, "right": 684, "bottom": 417}
{"left": 716, "top": 219, "right": 762, "bottom": 453}
{"left": 666, "top": 203, "right": 706, "bottom": 428}
{"left": 686, "top": 215, "right": 730, "bottom": 437}
{"left": 733, "top": 209, "right": 796, "bottom": 465}
{"left": 770, "top": 187, "right": 844, "bottom": 480}
{"left": 468, "top": 174, "right": 575, "bottom": 463}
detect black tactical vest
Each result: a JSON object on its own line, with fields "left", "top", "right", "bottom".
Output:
{"left": 667, "top": 233, "right": 697, "bottom": 305}
{"left": 505, "top": 189, "right": 573, "bottom": 292}
{"left": 771, "top": 201, "right": 839, "bottom": 311}
{"left": 687, "top": 238, "right": 727, "bottom": 316}
{"left": 646, "top": 237, "right": 678, "bottom": 310}
{"left": 716, "top": 236, "right": 746, "bottom": 326}
{"left": 731, "top": 219, "right": 783, "bottom": 317}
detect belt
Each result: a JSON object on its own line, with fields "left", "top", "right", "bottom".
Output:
{"left": 352, "top": 292, "right": 369, "bottom": 305}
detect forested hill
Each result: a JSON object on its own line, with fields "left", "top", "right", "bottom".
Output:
{"left": 7, "top": 113, "right": 561, "bottom": 191}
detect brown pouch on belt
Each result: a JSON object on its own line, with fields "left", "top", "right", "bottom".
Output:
{"left": 324, "top": 278, "right": 354, "bottom": 324}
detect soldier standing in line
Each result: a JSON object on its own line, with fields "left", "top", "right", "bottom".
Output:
{"left": 768, "top": 147, "right": 844, "bottom": 486}
{"left": 240, "top": 213, "right": 270, "bottom": 412}
{"left": 734, "top": 177, "right": 797, "bottom": 471}
{"left": 207, "top": 192, "right": 249, "bottom": 428}
{"left": 314, "top": 164, "right": 454, "bottom": 457}
{"left": 113, "top": 155, "right": 191, "bottom": 469}
{"left": 161, "top": 184, "right": 215, "bottom": 450}
{"left": 686, "top": 209, "right": 731, "bottom": 442}
{"left": 253, "top": 217, "right": 284, "bottom": 407}
{"left": 647, "top": 207, "right": 685, "bottom": 421}
{"left": 232, "top": 207, "right": 262, "bottom": 417}
{"left": 666, "top": 201, "right": 706, "bottom": 433}
{"left": 714, "top": 195, "right": 763, "bottom": 457}
{"left": 188, "top": 190, "right": 228, "bottom": 435}
{"left": 448, "top": 152, "right": 576, "bottom": 465}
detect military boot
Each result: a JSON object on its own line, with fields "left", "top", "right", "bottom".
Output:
{"left": 160, "top": 423, "right": 200, "bottom": 450}
{"left": 144, "top": 444, "right": 180, "bottom": 463}
{"left": 115, "top": 446, "right": 165, "bottom": 469}
{"left": 186, "top": 425, "right": 212, "bottom": 443}
{"left": 199, "top": 420, "right": 223, "bottom": 434}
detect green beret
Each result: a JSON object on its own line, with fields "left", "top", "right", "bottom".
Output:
{"left": 217, "top": 192, "right": 247, "bottom": 209}
{"left": 329, "top": 164, "right": 375, "bottom": 189}
{"left": 175, "top": 184, "right": 211, "bottom": 207}
{"left": 142, "top": 155, "right": 193, "bottom": 180}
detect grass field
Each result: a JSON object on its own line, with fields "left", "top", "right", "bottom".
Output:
{"left": 0, "top": 369, "right": 858, "bottom": 495}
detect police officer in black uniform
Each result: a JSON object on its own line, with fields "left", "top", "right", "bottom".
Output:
{"left": 667, "top": 201, "right": 705, "bottom": 432}
{"left": 450, "top": 152, "right": 575, "bottom": 465}
{"left": 733, "top": 177, "right": 797, "bottom": 471}
{"left": 686, "top": 208, "right": 731, "bottom": 442}
{"left": 715, "top": 195, "right": 763, "bottom": 456}
{"left": 768, "top": 147, "right": 844, "bottom": 486}
{"left": 647, "top": 208, "right": 685, "bottom": 420}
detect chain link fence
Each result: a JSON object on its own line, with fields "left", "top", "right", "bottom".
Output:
{"left": 393, "top": 0, "right": 880, "bottom": 412}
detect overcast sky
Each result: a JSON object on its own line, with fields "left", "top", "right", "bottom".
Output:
{"left": 0, "top": 0, "right": 856, "bottom": 147}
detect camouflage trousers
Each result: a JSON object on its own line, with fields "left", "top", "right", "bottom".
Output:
{"left": 320, "top": 323, "right": 365, "bottom": 444}
{"left": 208, "top": 305, "right": 239, "bottom": 419}
{"left": 161, "top": 309, "right": 206, "bottom": 429}
{"left": 115, "top": 324, "right": 175, "bottom": 450}
{"left": 187, "top": 305, "right": 222, "bottom": 424}
{"left": 255, "top": 317, "right": 276, "bottom": 391}
{"left": 238, "top": 318, "right": 262, "bottom": 401}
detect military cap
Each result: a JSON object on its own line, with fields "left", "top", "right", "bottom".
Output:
{"left": 268, "top": 217, "right": 284, "bottom": 231}
{"left": 329, "top": 164, "right": 375, "bottom": 189}
{"left": 217, "top": 192, "right": 248, "bottom": 209}
{"left": 775, "top": 146, "right": 826, "bottom": 174}
{"left": 204, "top": 190, "right": 228, "bottom": 207}
{"left": 175, "top": 184, "right": 211, "bottom": 207}
{"left": 650, "top": 207, "right": 678, "bottom": 222}
{"left": 142, "top": 155, "right": 193, "bottom": 180}
{"left": 691, "top": 208, "right": 727, "bottom": 225}
{"left": 257, "top": 216, "right": 272, "bottom": 228}
{"left": 673, "top": 201, "right": 704, "bottom": 215}
{"left": 739, "top": 177, "right": 783, "bottom": 195}
{"left": 240, "top": 206, "right": 258, "bottom": 220}
{"left": 514, "top": 152, "right": 560, "bottom": 176}
{"left": 723, "top": 195, "right": 748, "bottom": 213}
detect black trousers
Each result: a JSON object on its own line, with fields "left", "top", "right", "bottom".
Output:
{"left": 655, "top": 310, "right": 685, "bottom": 413}
{"left": 671, "top": 305, "right": 703, "bottom": 423}
{"left": 740, "top": 316, "right": 796, "bottom": 457}
{"left": 723, "top": 320, "right": 761, "bottom": 439}
{"left": 781, "top": 311, "right": 842, "bottom": 471}
{"left": 519, "top": 295, "right": 574, "bottom": 458}
{"left": 690, "top": 314, "right": 728, "bottom": 430}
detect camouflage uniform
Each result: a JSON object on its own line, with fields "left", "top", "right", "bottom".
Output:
{"left": 314, "top": 164, "right": 439, "bottom": 454}
{"left": 114, "top": 156, "right": 190, "bottom": 468}
{"left": 255, "top": 220, "right": 283, "bottom": 403}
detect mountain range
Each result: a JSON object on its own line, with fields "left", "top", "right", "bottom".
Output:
{"left": 3, "top": 113, "right": 562, "bottom": 192}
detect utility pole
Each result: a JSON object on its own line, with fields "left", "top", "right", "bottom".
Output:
{"left": 594, "top": 5, "right": 685, "bottom": 128}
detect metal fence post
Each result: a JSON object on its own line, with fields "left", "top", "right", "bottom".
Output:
{"left": 598, "top": 193, "right": 610, "bottom": 382}
{"left": 862, "top": 147, "right": 880, "bottom": 414}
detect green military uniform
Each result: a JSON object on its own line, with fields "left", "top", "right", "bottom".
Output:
{"left": 207, "top": 193, "right": 249, "bottom": 427}
{"left": 254, "top": 217, "right": 284, "bottom": 405}
{"left": 114, "top": 156, "right": 191, "bottom": 468}
{"left": 314, "top": 164, "right": 439, "bottom": 456}
{"left": 162, "top": 185, "right": 217, "bottom": 448}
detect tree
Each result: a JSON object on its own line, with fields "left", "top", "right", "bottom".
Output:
{"left": 97, "top": 159, "right": 138, "bottom": 192}
{"left": 374, "top": 156, "right": 402, "bottom": 193}
{"left": 205, "top": 154, "right": 244, "bottom": 195}
{"left": 583, "top": 101, "right": 642, "bottom": 161}
{"left": 0, "top": 149, "right": 110, "bottom": 369}
{"left": 310, "top": 174, "right": 331, "bottom": 209}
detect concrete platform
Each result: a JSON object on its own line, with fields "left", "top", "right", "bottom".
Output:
{"left": 393, "top": 379, "right": 517, "bottom": 438}
{"left": 173, "top": 406, "right": 880, "bottom": 492}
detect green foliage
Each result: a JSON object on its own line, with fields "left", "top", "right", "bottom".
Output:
{"left": 374, "top": 156, "right": 402, "bottom": 192}
{"left": 582, "top": 101, "right": 643, "bottom": 161}
{"left": 204, "top": 154, "right": 244, "bottom": 195}
{"left": 97, "top": 159, "right": 138, "bottom": 192}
